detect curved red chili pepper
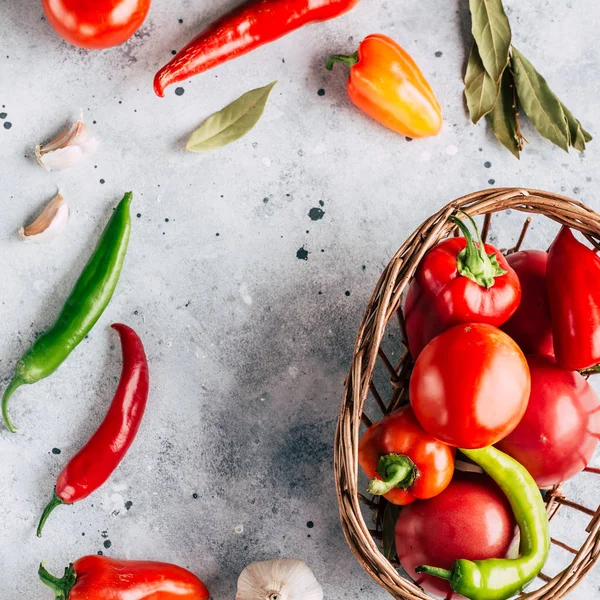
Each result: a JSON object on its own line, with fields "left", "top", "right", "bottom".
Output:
{"left": 37, "top": 323, "right": 149, "bottom": 537}
{"left": 154, "top": 0, "right": 360, "bottom": 96}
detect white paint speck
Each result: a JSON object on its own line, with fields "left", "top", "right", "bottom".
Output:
{"left": 446, "top": 145, "right": 458, "bottom": 156}
{"left": 420, "top": 151, "right": 431, "bottom": 162}
{"left": 262, "top": 157, "right": 271, "bottom": 167}
{"left": 288, "top": 365, "right": 299, "bottom": 378}
{"left": 235, "top": 525, "right": 244, "bottom": 534}
{"left": 239, "top": 283, "right": 253, "bottom": 305}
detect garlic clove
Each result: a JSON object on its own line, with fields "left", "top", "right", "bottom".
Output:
{"left": 236, "top": 559, "right": 323, "bottom": 600}
{"left": 35, "top": 118, "right": 99, "bottom": 170}
{"left": 19, "top": 192, "right": 69, "bottom": 243}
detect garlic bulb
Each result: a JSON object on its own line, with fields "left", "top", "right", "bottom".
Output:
{"left": 236, "top": 558, "right": 323, "bottom": 600}
{"left": 35, "top": 118, "right": 99, "bottom": 170}
{"left": 19, "top": 192, "right": 69, "bottom": 242}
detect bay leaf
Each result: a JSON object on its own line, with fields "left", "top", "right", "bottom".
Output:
{"left": 382, "top": 502, "right": 401, "bottom": 561}
{"left": 487, "top": 67, "right": 521, "bottom": 158}
{"left": 511, "top": 48, "right": 569, "bottom": 152}
{"left": 465, "top": 43, "right": 500, "bottom": 123}
{"left": 559, "top": 100, "right": 591, "bottom": 151}
{"left": 469, "top": 0, "right": 511, "bottom": 82}
{"left": 186, "top": 81, "right": 277, "bottom": 152}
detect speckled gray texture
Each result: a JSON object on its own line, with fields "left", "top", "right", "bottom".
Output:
{"left": 1, "top": 0, "right": 600, "bottom": 598}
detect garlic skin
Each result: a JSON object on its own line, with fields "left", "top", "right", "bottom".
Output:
{"left": 35, "top": 119, "right": 99, "bottom": 170}
{"left": 236, "top": 558, "right": 323, "bottom": 600}
{"left": 19, "top": 192, "right": 69, "bottom": 243}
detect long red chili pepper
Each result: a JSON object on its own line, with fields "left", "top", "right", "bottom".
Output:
{"left": 154, "top": 0, "right": 360, "bottom": 96}
{"left": 37, "top": 323, "right": 149, "bottom": 537}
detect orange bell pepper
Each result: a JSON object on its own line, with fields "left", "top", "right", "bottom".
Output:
{"left": 326, "top": 34, "right": 442, "bottom": 138}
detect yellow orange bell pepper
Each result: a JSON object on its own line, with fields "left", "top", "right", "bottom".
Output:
{"left": 326, "top": 34, "right": 442, "bottom": 138}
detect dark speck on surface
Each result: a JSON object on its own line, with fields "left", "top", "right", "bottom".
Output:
{"left": 175, "top": 87, "right": 185, "bottom": 96}
{"left": 317, "top": 88, "right": 325, "bottom": 96}
{"left": 103, "top": 540, "right": 112, "bottom": 549}
{"left": 0, "top": 112, "right": 6, "bottom": 119}
{"left": 137, "top": 213, "right": 141, "bottom": 218}
{"left": 345, "top": 291, "right": 351, "bottom": 296}
{"left": 484, "top": 161, "right": 492, "bottom": 168}
{"left": 101, "top": 531, "right": 108, "bottom": 538}
{"left": 308, "top": 207, "right": 325, "bottom": 221}
{"left": 178, "top": 18, "right": 183, "bottom": 23}
{"left": 125, "top": 501, "right": 133, "bottom": 511}
{"left": 488, "top": 179, "right": 495, "bottom": 185}
{"left": 307, "top": 521, "right": 314, "bottom": 528}
{"left": 165, "top": 218, "right": 170, "bottom": 222}
{"left": 263, "top": 197, "right": 269, "bottom": 203}
{"left": 193, "top": 493, "right": 199, "bottom": 499}
{"left": 100, "top": 179, "right": 105, "bottom": 184}
{"left": 171, "top": 50, "right": 177, "bottom": 55}
{"left": 318, "top": 200, "right": 324, "bottom": 207}
{"left": 97, "top": 551, "right": 103, "bottom": 556}
{"left": 51, "top": 448, "right": 61, "bottom": 455}
{"left": 435, "top": 51, "right": 443, "bottom": 57}
{"left": 296, "top": 246, "right": 309, "bottom": 261}
{"left": 4, "top": 122, "right": 12, "bottom": 129}
{"left": 405, "top": 136, "right": 413, "bottom": 142}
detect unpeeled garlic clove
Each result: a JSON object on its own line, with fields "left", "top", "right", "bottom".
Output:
{"left": 35, "top": 118, "right": 99, "bottom": 170}
{"left": 236, "top": 558, "right": 323, "bottom": 600}
{"left": 19, "top": 192, "right": 69, "bottom": 243}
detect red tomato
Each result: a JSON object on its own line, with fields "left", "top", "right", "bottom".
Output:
{"left": 410, "top": 323, "right": 530, "bottom": 449}
{"left": 41, "top": 0, "right": 151, "bottom": 49}
{"left": 395, "top": 473, "right": 516, "bottom": 599}
{"left": 501, "top": 250, "right": 554, "bottom": 356}
{"left": 496, "top": 355, "right": 600, "bottom": 487}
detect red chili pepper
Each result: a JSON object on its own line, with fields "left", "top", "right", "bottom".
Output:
{"left": 547, "top": 227, "right": 600, "bottom": 370}
{"left": 154, "top": 0, "right": 360, "bottom": 97}
{"left": 405, "top": 213, "right": 521, "bottom": 358}
{"left": 358, "top": 405, "right": 455, "bottom": 505}
{"left": 39, "top": 555, "right": 210, "bottom": 600}
{"left": 37, "top": 324, "right": 149, "bottom": 537}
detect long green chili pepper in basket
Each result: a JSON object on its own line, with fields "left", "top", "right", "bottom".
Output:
{"left": 416, "top": 445, "right": 550, "bottom": 600}
{"left": 2, "top": 192, "right": 132, "bottom": 432}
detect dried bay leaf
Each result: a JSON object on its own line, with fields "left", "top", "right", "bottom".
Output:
{"left": 559, "top": 100, "right": 591, "bottom": 152}
{"left": 511, "top": 48, "right": 569, "bottom": 152}
{"left": 382, "top": 502, "right": 401, "bottom": 561}
{"left": 465, "top": 43, "right": 500, "bottom": 123}
{"left": 469, "top": 0, "right": 511, "bottom": 81}
{"left": 487, "top": 67, "right": 522, "bottom": 158}
{"left": 186, "top": 81, "right": 277, "bottom": 152}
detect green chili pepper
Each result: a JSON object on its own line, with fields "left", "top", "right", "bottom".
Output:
{"left": 2, "top": 192, "right": 132, "bottom": 433}
{"left": 416, "top": 446, "right": 550, "bottom": 600}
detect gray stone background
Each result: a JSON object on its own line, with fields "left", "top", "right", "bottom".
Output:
{"left": 1, "top": 0, "right": 599, "bottom": 598}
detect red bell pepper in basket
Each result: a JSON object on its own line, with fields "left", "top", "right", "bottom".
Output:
{"left": 358, "top": 405, "right": 455, "bottom": 505}
{"left": 37, "top": 324, "right": 149, "bottom": 537}
{"left": 547, "top": 227, "right": 600, "bottom": 370}
{"left": 405, "top": 213, "right": 521, "bottom": 358}
{"left": 154, "top": 0, "right": 360, "bottom": 96}
{"left": 39, "top": 555, "right": 210, "bottom": 600}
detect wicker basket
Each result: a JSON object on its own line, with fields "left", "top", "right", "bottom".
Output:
{"left": 335, "top": 188, "right": 600, "bottom": 600}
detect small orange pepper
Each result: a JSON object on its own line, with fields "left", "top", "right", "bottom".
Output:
{"left": 326, "top": 34, "right": 442, "bottom": 138}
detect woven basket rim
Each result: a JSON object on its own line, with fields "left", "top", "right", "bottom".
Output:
{"left": 335, "top": 187, "right": 600, "bottom": 600}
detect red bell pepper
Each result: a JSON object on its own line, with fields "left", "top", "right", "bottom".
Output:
{"left": 501, "top": 250, "right": 554, "bottom": 356}
{"left": 405, "top": 213, "right": 521, "bottom": 358}
{"left": 547, "top": 227, "right": 600, "bottom": 370}
{"left": 37, "top": 324, "right": 149, "bottom": 536}
{"left": 39, "top": 555, "right": 210, "bottom": 599}
{"left": 358, "top": 405, "right": 455, "bottom": 505}
{"left": 154, "top": 0, "right": 360, "bottom": 96}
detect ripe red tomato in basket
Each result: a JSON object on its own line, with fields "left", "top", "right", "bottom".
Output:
{"left": 41, "top": 0, "right": 151, "bottom": 49}
{"left": 395, "top": 473, "right": 516, "bottom": 598}
{"left": 501, "top": 250, "right": 554, "bottom": 356}
{"left": 410, "top": 323, "right": 530, "bottom": 449}
{"left": 497, "top": 355, "right": 600, "bottom": 487}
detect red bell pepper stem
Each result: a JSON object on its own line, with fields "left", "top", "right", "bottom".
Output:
{"left": 39, "top": 563, "right": 77, "bottom": 599}
{"left": 325, "top": 52, "right": 358, "bottom": 70}
{"left": 367, "top": 453, "right": 417, "bottom": 495}
{"left": 452, "top": 213, "right": 507, "bottom": 289}
{"left": 37, "top": 323, "right": 149, "bottom": 537}
{"left": 154, "top": 0, "right": 360, "bottom": 96}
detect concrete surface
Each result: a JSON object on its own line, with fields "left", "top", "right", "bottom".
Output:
{"left": 1, "top": 0, "right": 600, "bottom": 598}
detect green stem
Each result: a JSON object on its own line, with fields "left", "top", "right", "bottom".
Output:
{"left": 451, "top": 212, "right": 507, "bottom": 289}
{"left": 415, "top": 565, "right": 452, "bottom": 580}
{"left": 37, "top": 491, "right": 64, "bottom": 538}
{"left": 367, "top": 453, "right": 417, "bottom": 495}
{"left": 326, "top": 51, "right": 359, "bottom": 71}
{"left": 39, "top": 563, "right": 77, "bottom": 600}
{"left": 2, "top": 376, "right": 23, "bottom": 433}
